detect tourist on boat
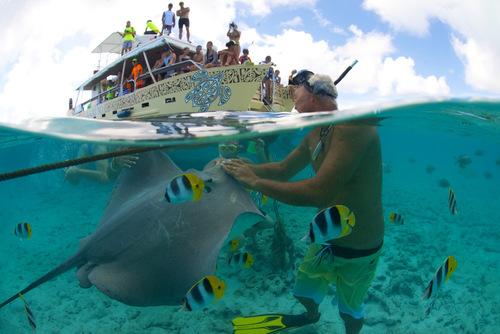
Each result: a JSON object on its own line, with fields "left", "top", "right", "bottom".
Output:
{"left": 162, "top": 3, "right": 176, "bottom": 36}
{"left": 153, "top": 49, "right": 177, "bottom": 79}
{"left": 119, "top": 21, "right": 136, "bottom": 55}
{"left": 188, "top": 45, "right": 204, "bottom": 71}
{"left": 105, "top": 79, "right": 116, "bottom": 100}
{"left": 178, "top": 47, "right": 193, "bottom": 73}
{"left": 144, "top": 19, "right": 160, "bottom": 35}
{"left": 239, "top": 48, "right": 253, "bottom": 65}
{"left": 218, "top": 40, "right": 239, "bottom": 66}
{"left": 288, "top": 69, "right": 298, "bottom": 85}
{"left": 274, "top": 70, "right": 282, "bottom": 85}
{"left": 127, "top": 58, "right": 144, "bottom": 91}
{"left": 204, "top": 41, "right": 218, "bottom": 68}
{"left": 227, "top": 22, "right": 241, "bottom": 58}
{"left": 176, "top": 2, "right": 191, "bottom": 43}
{"left": 259, "top": 56, "right": 276, "bottom": 104}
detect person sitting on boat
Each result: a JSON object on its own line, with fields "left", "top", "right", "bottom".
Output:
{"left": 176, "top": 2, "right": 191, "bottom": 43}
{"left": 189, "top": 45, "right": 204, "bottom": 71}
{"left": 144, "top": 19, "right": 160, "bottom": 36}
{"left": 126, "top": 58, "right": 144, "bottom": 91}
{"left": 178, "top": 47, "right": 192, "bottom": 73}
{"left": 227, "top": 22, "right": 241, "bottom": 59}
{"left": 218, "top": 40, "right": 239, "bottom": 66}
{"left": 119, "top": 21, "right": 136, "bottom": 56}
{"left": 162, "top": 3, "right": 176, "bottom": 36}
{"left": 204, "top": 41, "right": 218, "bottom": 68}
{"left": 239, "top": 48, "right": 253, "bottom": 65}
{"left": 153, "top": 49, "right": 177, "bottom": 79}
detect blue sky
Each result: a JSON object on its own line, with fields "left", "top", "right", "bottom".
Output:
{"left": 0, "top": 0, "right": 498, "bottom": 123}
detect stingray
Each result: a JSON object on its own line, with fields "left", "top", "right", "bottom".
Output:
{"left": 0, "top": 151, "right": 264, "bottom": 308}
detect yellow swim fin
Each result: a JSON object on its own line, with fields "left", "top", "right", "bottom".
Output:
{"left": 232, "top": 313, "right": 318, "bottom": 334}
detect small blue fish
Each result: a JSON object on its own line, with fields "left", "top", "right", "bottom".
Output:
{"left": 14, "top": 223, "right": 32, "bottom": 239}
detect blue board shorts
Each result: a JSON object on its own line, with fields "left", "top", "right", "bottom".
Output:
{"left": 122, "top": 40, "right": 133, "bottom": 49}
{"left": 293, "top": 243, "right": 382, "bottom": 319}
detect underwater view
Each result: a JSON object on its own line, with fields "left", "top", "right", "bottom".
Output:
{"left": 0, "top": 100, "right": 499, "bottom": 333}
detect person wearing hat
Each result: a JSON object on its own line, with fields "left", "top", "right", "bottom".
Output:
{"left": 128, "top": 58, "right": 144, "bottom": 91}
{"left": 223, "top": 71, "right": 384, "bottom": 334}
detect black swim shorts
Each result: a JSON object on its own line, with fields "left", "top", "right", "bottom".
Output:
{"left": 179, "top": 18, "right": 190, "bottom": 29}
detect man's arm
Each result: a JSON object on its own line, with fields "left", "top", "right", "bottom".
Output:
{"left": 249, "top": 138, "right": 310, "bottom": 181}
{"left": 248, "top": 125, "right": 374, "bottom": 207}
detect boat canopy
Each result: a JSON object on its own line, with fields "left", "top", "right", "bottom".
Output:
{"left": 79, "top": 35, "right": 196, "bottom": 90}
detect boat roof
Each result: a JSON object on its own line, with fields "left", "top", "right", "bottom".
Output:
{"left": 79, "top": 34, "right": 196, "bottom": 90}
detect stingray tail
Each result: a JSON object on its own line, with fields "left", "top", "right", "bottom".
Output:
{"left": 0, "top": 253, "right": 85, "bottom": 310}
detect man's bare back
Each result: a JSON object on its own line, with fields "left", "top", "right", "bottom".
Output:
{"left": 305, "top": 123, "right": 383, "bottom": 249}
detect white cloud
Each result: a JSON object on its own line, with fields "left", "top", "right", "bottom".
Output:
{"left": 363, "top": 0, "right": 500, "bottom": 93}
{"left": 241, "top": 0, "right": 317, "bottom": 16}
{"left": 240, "top": 25, "right": 449, "bottom": 100}
{"left": 312, "top": 8, "right": 332, "bottom": 27}
{"left": 280, "top": 16, "right": 303, "bottom": 28}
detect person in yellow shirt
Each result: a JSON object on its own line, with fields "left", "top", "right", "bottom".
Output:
{"left": 144, "top": 20, "right": 160, "bottom": 36}
{"left": 119, "top": 21, "right": 136, "bottom": 55}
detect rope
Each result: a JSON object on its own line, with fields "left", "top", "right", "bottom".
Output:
{"left": 0, "top": 145, "right": 166, "bottom": 183}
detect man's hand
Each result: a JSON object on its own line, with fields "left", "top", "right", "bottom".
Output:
{"left": 113, "top": 154, "right": 139, "bottom": 169}
{"left": 222, "top": 159, "right": 259, "bottom": 188}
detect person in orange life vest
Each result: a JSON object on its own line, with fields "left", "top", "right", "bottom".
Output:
{"left": 128, "top": 58, "right": 144, "bottom": 91}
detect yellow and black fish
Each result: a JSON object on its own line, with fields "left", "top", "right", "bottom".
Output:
{"left": 389, "top": 212, "right": 404, "bottom": 225}
{"left": 228, "top": 238, "right": 242, "bottom": 253}
{"left": 19, "top": 294, "right": 36, "bottom": 332}
{"left": 164, "top": 173, "right": 211, "bottom": 204}
{"left": 14, "top": 223, "right": 32, "bottom": 239}
{"left": 228, "top": 252, "right": 254, "bottom": 269}
{"left": 448, "top": 188, "right": 458, "bottom": 215}
{"left": 182, "top": 275, "right": 226, "bottom": 311}
{"left": 422, "top": 256, "right": 458, "bottom": 300}
{"left": 307, "top": 205, "right": 355, "bottom": 244}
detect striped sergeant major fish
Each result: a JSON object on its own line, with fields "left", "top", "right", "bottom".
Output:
{"left": 182, "top": 275, "right": 226, "bottom": 311}
{"left": 14, "top": 223, "right": 32, "bottom": 239}
{"left": 306, "top": 205, "right": 356, "bottom": 244}
{"left": 448, "top": 188, "right": 458, "bottom": 215}
{"left": 389, "top": 212, "right": 404, "bottom": 225}
{"left": 18, "top": 293, "right": 36, "bottom": 332}
{"left": 422, "top": 256, "right": 458, "bottom": 300}
{"left": 164, "top": 173, "right": 211, "bottom": 204}
{"left": 228, "top": 251, "right": 254, "bottom": 269}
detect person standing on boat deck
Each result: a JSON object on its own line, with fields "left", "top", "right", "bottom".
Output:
{"left": 128, "top": 58, "right": 144, "bottom": 91}
{"left": 144, "top": 19, "right": 160, "bottom": 36}
{"left": 177, "top": 2, "right": 191, "bottom": 43}
{"left": 119, "top": 21, "right": 136, "bottom": 55}
{"left": 259, "top": 55, "right": 275, "bottom": 104}
{"left": 223, "top": 71, "right": 384, "bottom": 334}
{"left": 227, "top": 22, "right": 241, "bottom": 58}
{"left": 204, "top": 41, "right": 218, "bottom": 68}
{"left": 162, "top": 3, "right": 176, "bottom": 36}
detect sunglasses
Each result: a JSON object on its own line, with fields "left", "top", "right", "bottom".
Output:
{"left": 291, "top": 69, "right": 336, "bottom": 98}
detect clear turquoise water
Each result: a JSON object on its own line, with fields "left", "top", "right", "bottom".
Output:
{"left": 0, "top": 100, "right": 499, "bottom": 333}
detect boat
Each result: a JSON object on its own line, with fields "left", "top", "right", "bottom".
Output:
{"left": 68, "top": 33, "right": 293, "bottom": 120}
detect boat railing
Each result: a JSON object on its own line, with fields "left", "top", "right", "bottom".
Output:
{"left": 76, "top": 60, "right": 203, "bottom": 111}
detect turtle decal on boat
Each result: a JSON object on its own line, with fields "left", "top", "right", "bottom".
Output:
{"left": 185, "top": 70, "right": 232, "bottom": 112}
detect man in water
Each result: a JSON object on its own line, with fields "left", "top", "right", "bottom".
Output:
{"left": 65, "top": 145, "right": 138, "bottom": 184}
{"left": 176, "top": 2, "right": 191, "bottom": 43}
{"left": 223, "top": 71, "right": 383, "bottom": 334}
